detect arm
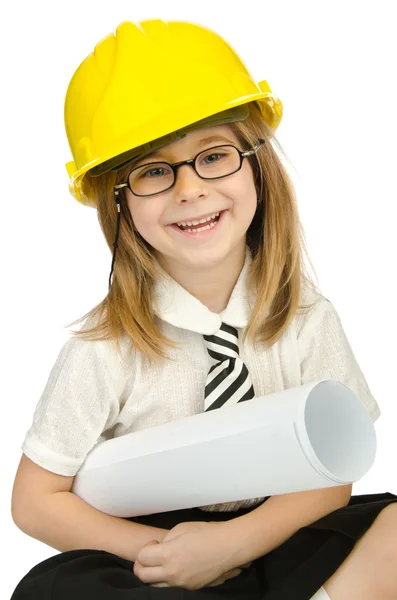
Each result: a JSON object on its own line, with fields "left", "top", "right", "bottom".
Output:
{"left": 12, "top": 455, "right": 168, "bottom": 562}
{"left": 130, "top": 485, "right": 351, "bottom": 589}
{"left": 220, "top": 483, "right": 352, "bottom": 570}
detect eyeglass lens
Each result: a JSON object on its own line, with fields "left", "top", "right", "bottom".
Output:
{"left": 128, "top": 145, "right": 241, "bottom": 196}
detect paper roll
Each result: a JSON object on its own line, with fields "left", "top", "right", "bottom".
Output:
{"left": 72, "top": 379, "right": 376, "bottom": 516}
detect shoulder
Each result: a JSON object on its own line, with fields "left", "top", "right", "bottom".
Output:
{"left": 56, "top": 334, "right": 111, "bottom": 367}
{"left": 56, "top": 329, "right": 136, "bottom": 395}
{"left": 294, "top": 280, "right": 334, "bottom": 338}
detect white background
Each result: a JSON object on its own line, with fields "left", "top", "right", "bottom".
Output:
{"left": 2, "top": 0, "right": 396, "bottom": 596}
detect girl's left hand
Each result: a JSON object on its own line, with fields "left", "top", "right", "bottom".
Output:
{"left": 133, "top": 521, "right": 241, "bottom": 590}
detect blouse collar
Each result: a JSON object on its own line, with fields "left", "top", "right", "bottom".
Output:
{"left": 152, "top": 246, "right": 256, "bottom": 335}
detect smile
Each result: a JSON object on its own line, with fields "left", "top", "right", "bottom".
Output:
{"left": 168, "top": 210, "right": 227, "bottom": 238}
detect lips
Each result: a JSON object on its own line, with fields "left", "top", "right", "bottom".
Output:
{"left": 168, "top": 208, "right": 227, "bottom": 238}
{"left": 177, "top": 213, "right": 220, "bottom": 230}
{"left": 169, "top": 210, "right": 224, "bottom": 227}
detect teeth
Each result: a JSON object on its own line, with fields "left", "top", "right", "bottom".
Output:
{"left": 177, "top": 212, "right": 220, "bottom": 227}
{"left": 185, "top": 221, "right": 217, "bottom": 232}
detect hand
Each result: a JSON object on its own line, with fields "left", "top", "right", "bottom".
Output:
{"left": 133, "top": 521, "right": 244, "bottom": 590}
{"left": 160, "top": 522, "right": 251, "bottom": 587}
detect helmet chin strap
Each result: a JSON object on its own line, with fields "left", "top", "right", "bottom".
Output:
{"left": 108, "top": 188, "right": 122, "bottom": 291}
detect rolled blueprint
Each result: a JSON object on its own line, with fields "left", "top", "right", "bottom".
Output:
{"left": 72, "top": 379, "right": 377, "bottom": 517}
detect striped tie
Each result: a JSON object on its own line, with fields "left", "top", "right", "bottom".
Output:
{"left": 203, "top": 322, "right": 255, "bottom": 411}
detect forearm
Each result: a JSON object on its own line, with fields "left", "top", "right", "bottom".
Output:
{"left": 223, "top": 484, "right": 352, "bottom": 569}
{"left": 14, "top": 490, "right": 169, "bottom": 562}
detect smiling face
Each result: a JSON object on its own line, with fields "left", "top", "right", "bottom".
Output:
{"left": 124, "top": 124, "right": 258, "bottom": 276}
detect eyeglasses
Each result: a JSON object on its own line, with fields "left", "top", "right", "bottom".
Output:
{"left": 115, "top": 139, "right": 265, "bottom": 197}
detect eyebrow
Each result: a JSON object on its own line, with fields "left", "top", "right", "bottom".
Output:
{"left": 195, "top": 135, "right": 236, "bottom": 146}
{"left": 139, "top": 135, "right": 236, "bottom": 163}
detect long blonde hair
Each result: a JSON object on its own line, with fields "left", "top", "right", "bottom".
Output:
{"left": 65, "top": 101, "right": 319, "bottom": 365}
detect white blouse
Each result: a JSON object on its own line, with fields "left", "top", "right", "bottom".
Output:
{"left": 21, "top": 246, "right": 381, "bottom": 512}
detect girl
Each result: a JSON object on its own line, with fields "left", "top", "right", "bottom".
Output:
{"left": 10, "top": 19, "right": 397, "bottom": 600}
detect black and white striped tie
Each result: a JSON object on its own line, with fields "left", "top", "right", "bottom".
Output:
{"left": 203, "top": 322, "right": 255, "bottom": 411}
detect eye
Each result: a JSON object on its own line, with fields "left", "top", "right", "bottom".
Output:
{"left": 201, "top": 153, "right": 224, "bottom": 164}
{"left": 138, "top": 164, "right": 172, "bottom": 178}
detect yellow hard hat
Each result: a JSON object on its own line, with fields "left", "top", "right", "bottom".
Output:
{"left": 64, "top": 19, "right": 283, "bottom": 206}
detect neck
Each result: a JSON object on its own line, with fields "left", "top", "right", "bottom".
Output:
{"left": 156, "top": 242, "right": 247, "bottom": 314}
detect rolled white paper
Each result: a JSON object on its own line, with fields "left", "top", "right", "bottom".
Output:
{"left": 72, "top": 379, "right": 376, "bottom": 516}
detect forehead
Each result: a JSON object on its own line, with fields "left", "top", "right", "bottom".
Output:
{"left": 140, "top": 124, "right": 239, "bottom": 161}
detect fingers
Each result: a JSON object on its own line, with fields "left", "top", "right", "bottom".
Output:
{"left": 206, "top": 568, "right": 242, "bottom": 587}
{"left": 133, "top": 561, "right": 168, "bottom": 585}
{"left": 134, "top": 543, "right": 166, "bottom": 586}
{"left": 136, "top": 540, "right": 162, "bottom": 566}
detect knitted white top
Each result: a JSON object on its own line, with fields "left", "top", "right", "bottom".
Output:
{"left": 22, "top": 246, "right": 381, "bottom": 512}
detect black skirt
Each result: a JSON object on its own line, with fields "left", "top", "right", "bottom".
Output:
{"left": 10, "top": 492, "right": 397, "bottom": 600}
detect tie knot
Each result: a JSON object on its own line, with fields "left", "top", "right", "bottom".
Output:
{"left": 203, "top": 322, "right": 240, "bottom": 364}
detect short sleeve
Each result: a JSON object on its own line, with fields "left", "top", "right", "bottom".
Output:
{"left": 297, "top": 295, "right": 381, "bottom": 423}
{"left": 21, "top": 337, "right": 121, "bottom": 476}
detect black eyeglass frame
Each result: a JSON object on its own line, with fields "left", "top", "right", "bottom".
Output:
{"left": 114, "top": 138, "right": 265, "bottom": 198}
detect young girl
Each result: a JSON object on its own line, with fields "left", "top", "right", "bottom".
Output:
{"left": 10, "top": 19, "right": 397, "bottom": 600}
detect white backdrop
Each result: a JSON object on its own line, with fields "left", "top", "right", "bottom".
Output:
{"left": 2, "top": 1, "right": 396, "bottom": 597}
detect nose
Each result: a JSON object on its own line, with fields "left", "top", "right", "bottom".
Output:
{"left": 172, "top": 164, "right": 208, "bottom": 203}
